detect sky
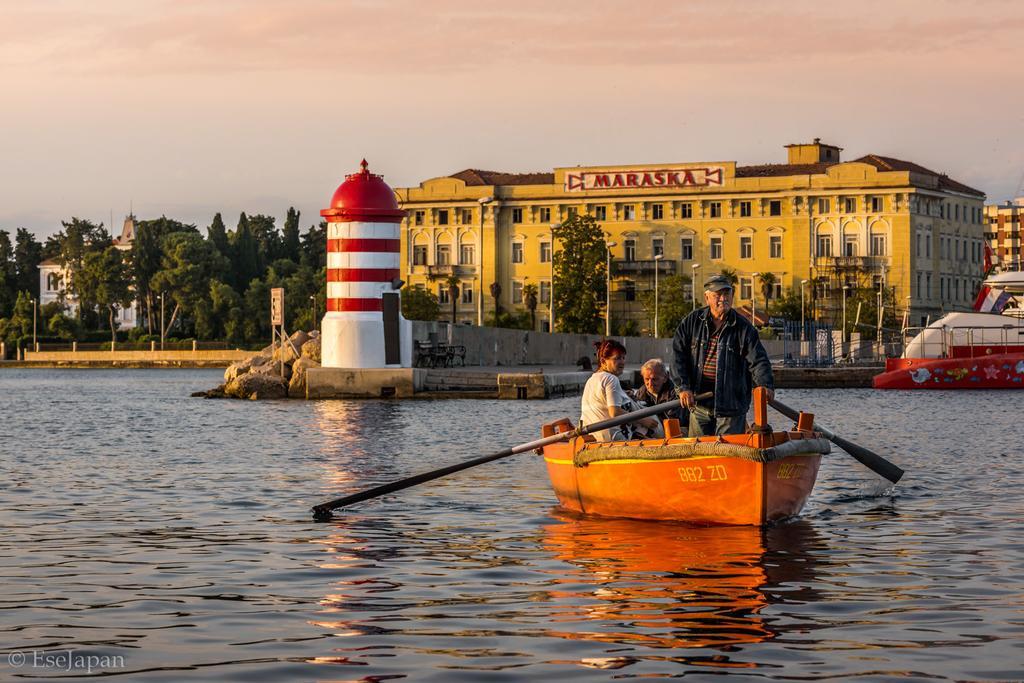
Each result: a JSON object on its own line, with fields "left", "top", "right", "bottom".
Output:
{"left": 2, "top": 0, "right": 1023, "bottom": 240}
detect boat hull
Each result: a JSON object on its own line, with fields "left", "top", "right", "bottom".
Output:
{"left": 541, "top": 433, "right": 822, "bottom": 526}
{"left": 873, "top": 352, "right": 1024, "bottom": 389}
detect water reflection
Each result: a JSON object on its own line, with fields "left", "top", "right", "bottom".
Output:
{"left": 540, "top": 511, "right": 824, "bottom": 669}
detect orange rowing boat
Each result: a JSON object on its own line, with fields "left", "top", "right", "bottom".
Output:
{"left": 539, "top": 388, "right": 829, "bottom": 526}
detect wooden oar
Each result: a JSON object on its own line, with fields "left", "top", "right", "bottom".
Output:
{"left": 311, "top": 395, "right": 706, "bottom": 521}
{"left": 769, "top": 398, "right": 904, "bottom": 485}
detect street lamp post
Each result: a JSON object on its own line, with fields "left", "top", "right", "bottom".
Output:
{"left": 32, "top": 298, "right": 37, "bottom": 350}
{"left": 751, "top": 272, "right": 760, "bottom": 327}
{"left": 605, "top": 241, "right": 617, "bottom": 337}
{"left": 160, "top": 292, "right": 166, "bottom": 351}
{"left": 309, "top": 295, "right": 317, "bottom": 332}
{"left": 842, "top": 285, "right": 850, "bottom": 343}
{"left": 550, "top": 222, "right": 560, "bottom": 333}
{"left": 691, "top": 263, "right": 701, "bottom": 311}
{"left": 477, "top": 196, "right": 493, "bottom": 326}
{"left": 800, "top": 278, "right": 809, "bottom": 341}
{"left": 653, "top": 254, "right": 664, "bottom": 337}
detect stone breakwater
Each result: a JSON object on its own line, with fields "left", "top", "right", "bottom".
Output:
{"left": 193, "top": 330, "right": 321, "bottom": 400}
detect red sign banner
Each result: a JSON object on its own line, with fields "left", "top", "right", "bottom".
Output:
{"left": 565, "top": 167, "right": 725, "bottom": 192}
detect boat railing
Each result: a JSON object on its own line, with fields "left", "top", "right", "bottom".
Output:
{"left": 903, "top": 323, "right": 1024, "bottom": 358}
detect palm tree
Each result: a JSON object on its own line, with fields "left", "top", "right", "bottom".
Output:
{"left": 489, "top": 282, "right": 502, "bottom": 317}
{"left": 718, "top": 267, "right": 739, "bottom": 288}
{"left": 523, "top": 283, "right": 539, "bottom": 330}
{"left": 759, "top": 272, "right": 778, "bottom": 313}
{"left": 446, "top": 275, "right": 459, "bottom": 324}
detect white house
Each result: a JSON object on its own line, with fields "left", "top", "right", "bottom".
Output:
{"left": 38, "top": 214, "right": 138, "bottom": 330}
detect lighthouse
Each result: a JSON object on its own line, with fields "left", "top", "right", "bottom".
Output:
{"left": 319, "top": 160, "right": 412, "bottom": 369}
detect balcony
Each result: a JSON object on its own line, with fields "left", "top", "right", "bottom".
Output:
{"left": 814, "top": 255, "right": 885, "bottom": 271}
{"left": 427, "top": 264, "right": 477, "bottom": 278}
{"left": 611, "top": 259, "right": 678, "bottom": 277}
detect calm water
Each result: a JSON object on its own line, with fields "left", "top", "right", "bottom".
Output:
{"left": 1, "top": 369, "right": 1022, "bottom": 681}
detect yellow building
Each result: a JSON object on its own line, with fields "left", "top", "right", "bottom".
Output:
{"left": 984, "top": 198, "right": 1024, "bottom": 271}
{"left": 395, "top": 140, "right": 985, "bottom": 332}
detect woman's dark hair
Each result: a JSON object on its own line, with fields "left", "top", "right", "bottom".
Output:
{"left": 594, "top": 339, "right": 627, "bottom": 362}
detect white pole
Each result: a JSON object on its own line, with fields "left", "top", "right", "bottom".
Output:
{"left": 691, "top": 263, "right": 700, "bottom": 311}
{"left": 653, "top": 254, "right": 663, "bottom": 336}
{"left": 477, "top": 196, "right": 492, "bottom": 326}
{"left": 751, "top": 272, "right": 760, "bottom": 327}
{"left": 605, "top": 241, "right": 617, "bottom": 337}
{"left": 550, "top": 222, "right": 559, "bottom": 333}
{"left": 800, "top": 278, "right": 808, "bottom": 342}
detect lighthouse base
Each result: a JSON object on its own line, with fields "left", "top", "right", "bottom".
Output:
{"left": 305, "top": 367, "right": 425, "bottom": 399}
{"left": 321, "top": 312, "right": 413, "bottom": 369}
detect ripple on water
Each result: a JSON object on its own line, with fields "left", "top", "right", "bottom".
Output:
{"left": 1, "top": 372, "right": 1023, "bottom": 680}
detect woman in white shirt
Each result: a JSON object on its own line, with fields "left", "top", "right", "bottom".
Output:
{"left": 580, "top": 339, "right": 661, "bottom": 441}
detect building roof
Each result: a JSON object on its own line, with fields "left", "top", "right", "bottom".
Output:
{"left": 446, "top": 155, "right": 984, "bottom": 197}
{"left": 449, "top": 169, "right": 555, "bottom": 186}
{"left": 39, "top": 258, "right": 61, "bottom": 267}
{"left": 852, "top": 154, "right": 985, "bottom": 197}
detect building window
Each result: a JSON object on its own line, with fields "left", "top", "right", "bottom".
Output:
{"left": 438, "top": 284, "right": 450, "bottom": 304}
{"left": 414, "top": 210, "right": 425, "bottom": 226}
{"left": 926, "top": 273, "right": 932, "bottom": 298}
{"left": 435, "top": 244, "right": 451, "bottom": 265}
{"left": 461, "top": 286, "right": 473, "bottom": 305}
{"left": 512, "top": 281, "right": 524, "bottom": 304}
{"left": 594, "top": 205, "right": 607, "bottom": 221}
{"left": 871, "top": 234, "right": 886, "bottom": 256}
{"left": 818, "top": 198, "right": 830, "bottom": 214}
{"left": 680, "top": 202, "right": 693, "bottom": 219}
{"left": 844, "top": 235, "right": 858, "bottom": 257}
{"left": 740, "top": 201, "right": 752, "bottom": 217}
{"left": 769, "top": 200, "right": 782, "bottom": 216}
{"left": 624, "top": 239, "right": 636, "bottom": 261}
{"left": 460, "top": 208, "right": 473, "bottom": 224}
{"left": 710, "top": 237, "right": 723, "bottom": 260}
{"left": 740, "top": 236, "right": 752, "bottom": 259}
{"left": 771, "top": 281, "right": 782, "bottom": 299}
{"left": 652, "top": 203, "right": 664, "bottom": 220}
{"left": 926, "top": 234, "right": 931, "bottom": 258}
{"left": 567, "top": 206, "right": 578, "bottom": 219}
{"left": 816, "top": 234, "right": 832, "bottom": 257}
{"left": 621, "top": 280, "right": 636, "bottom": 302}
{"left": 652, "top": 238, "right": 664, "bottom": 257}
{"left": 709, "top": 202, "right": 722, "bottom": 218}
{"left": 511, "top": 242, "right": 523, "bottom": 263}
{"left": 740, "top": 277, "right": 752, "bottom": 300}
{"left": 623, "top": 204, "right": 636, "bottom": 221}
{"left": 413, "top": 245, "right": 428, "bottom": 266}
{"left": 844, "top": 197, "right": 856, "bottom": 213}
{"left": 512, "top": 208, "right": 523, "bottom": 224}
{"left": 539, "top": 207, "right": 551, "bottom": 222}
{"left": 681, "top": 237, "right": 693, "bottom": 260}
{"left": 460, "top": 243, "right": 475, "bottom": 265}
{"left": 871, "top": 196, "right": 883, "bottom": 213}
{"left": 770, "top": 235, "right": 782, "bottom": 258}
{"left": 438, "top": 209, "right": 449, "bottom": 225}
{"left": 540, "top": 241, "right": 551, "bottom": 263}
{"left": 540, "top": 281, "right": 550, "bottom": 305}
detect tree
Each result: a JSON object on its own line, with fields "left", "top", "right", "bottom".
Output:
{"left": 207, "top": 213, "right": 230, "bottom": 260}
{"left": 0, "top": 230, "right": 16, "bottom": 318}
{"left": 489, "top": 282, "right": 502, "bottom": 318}
{"left": 14, "top": 228, "right": 43, "bottom": 299}
{"left": 151, "top": 232, "right": 230, "bottom": 338}
{"left": 759, "top": 272, "right": 778, "bottom": 313}
{"left": 639, "top": 274, "right": 695, "bottom": 337}
{"left": 718, "top": 267, "right": 739, "bottom": 287}
{"left": 523, "top": 283, "right": 538, "bottom": 330}
{"left": 769, "top": 287, "right": 802, "bottom": 321}
{"left": 248, "top": 214, "right": 280, "bottom": 267}
{"left": 300, "top": 221, "right": 327, "bottom": 269}
{"left": 445, "top": 275, "right": 459, "bottom": 323}
{"left": 133, "top": 217, "right": 198, "bottom": 334}
{"left": 48, "top": 218, "right": 110, "bottom": 319}
{"left": 401, "top": 285, "right": 440, "bottom": 321}
{"left": 76, "top": 246, "right": 133, "bottom": 342}
{"left": 231, "top": 213, "right": 260, "bottom": 294}
{"left": 282, "top": 207, "right": 301, "bottom": 263}
{"left": 552, "top": 215, "right": 607, "bottom": 334}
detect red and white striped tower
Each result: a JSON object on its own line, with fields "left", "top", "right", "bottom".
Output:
{"left": 320, "top": 160, "right": 411, "bottom": 368}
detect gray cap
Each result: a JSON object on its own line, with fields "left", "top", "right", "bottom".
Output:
{"left": 704, "top": 274, "right": 734, "bottom": 292}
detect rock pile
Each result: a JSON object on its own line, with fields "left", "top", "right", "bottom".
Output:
{"left": 193, "top": 330, "right": 321, "bottom": 400}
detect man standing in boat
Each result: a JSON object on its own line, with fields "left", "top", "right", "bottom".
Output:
{"left": 673, "top": 274, "right": 774, "bottom": 436}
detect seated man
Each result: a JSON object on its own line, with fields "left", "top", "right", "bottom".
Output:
{"left": 630, "top": 358, "right": 686, "bottom": 436}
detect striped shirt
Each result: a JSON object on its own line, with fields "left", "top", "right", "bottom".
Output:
{"left": 701, "top": 325, "right": 724, "bottom": 390}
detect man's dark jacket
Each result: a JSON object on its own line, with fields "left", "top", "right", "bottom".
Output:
{"left": 671, "top": 307, "right": 774, "bottom": 417}
{"left": 631, "top": 376, "right": 683, "bottom": 421}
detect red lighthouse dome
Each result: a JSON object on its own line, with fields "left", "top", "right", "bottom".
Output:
{"left": 321, "top": 160, "right": 406, "bottom": 223}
